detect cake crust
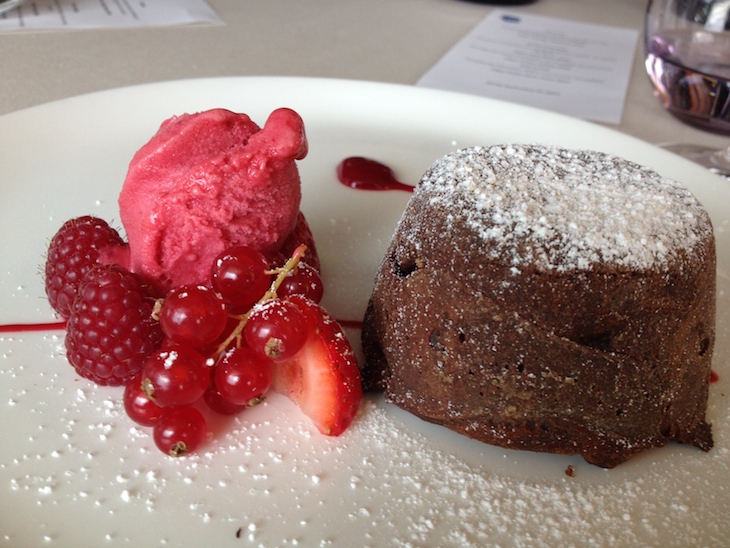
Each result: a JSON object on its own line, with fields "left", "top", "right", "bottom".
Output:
{"left": 362, "top": 145, "right": 715, "bottom": 468}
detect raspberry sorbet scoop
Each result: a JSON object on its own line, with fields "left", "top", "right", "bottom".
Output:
{"left": 110, "top": 107, "right": 308, "bottom": 291}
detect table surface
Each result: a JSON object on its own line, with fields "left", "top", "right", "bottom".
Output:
{"left": 1, "top": 0, "right": 728, "bottom": 155}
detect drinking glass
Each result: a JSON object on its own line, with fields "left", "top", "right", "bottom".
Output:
{"left": 644, "top": 0, "right": 730, "bottom": 134}
{"left": 0, "top": 0, "right": 23, "bottom": 15}
{"left": 659, "top": 142, "right": 730, "bottom": 178}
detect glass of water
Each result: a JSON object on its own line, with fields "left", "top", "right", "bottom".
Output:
{"left": 644, "top": 0, "right": 730, "bottom": 135}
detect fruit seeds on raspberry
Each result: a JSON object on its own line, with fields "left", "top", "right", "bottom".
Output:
{"left": 45, "top": 216, "right": 126, "bottom": 319}
{"left": 65, "top": 264, "right": 163, "bottom": 386}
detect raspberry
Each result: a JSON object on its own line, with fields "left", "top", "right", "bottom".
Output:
{"left": 65, "top": 265, "right": 163, "bottom": 386}
{"left": 45, "top": 216, "right": 125, "bottom": 319}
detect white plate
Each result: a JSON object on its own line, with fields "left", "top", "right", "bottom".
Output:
{"left": 1, "top": 77, "right": 728, "bottom": 547}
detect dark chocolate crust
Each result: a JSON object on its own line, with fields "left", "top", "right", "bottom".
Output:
{"left": 361, "top": 145, "right": 715, "bottom": 468}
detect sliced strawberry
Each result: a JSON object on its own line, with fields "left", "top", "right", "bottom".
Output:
{"left": 271, "top": 295, "right": 362, "bottom": 436}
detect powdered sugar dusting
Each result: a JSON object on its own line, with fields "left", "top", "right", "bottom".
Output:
{"left": 420, "top": 145, "right": 711, "bottom": 272}
{"left": 350, "top": 401, "right": 730, "bottom": 547}
{"left": 3, "top": 333, "right": 727, "bottom": 547}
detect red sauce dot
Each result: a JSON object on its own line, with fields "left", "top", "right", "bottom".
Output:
{"left": 337, "top": 157, "right": 414, "bottom": 193}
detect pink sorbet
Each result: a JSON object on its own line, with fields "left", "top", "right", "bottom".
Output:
{"left": 110, "top": 107, "right": 308, "bottom": 291}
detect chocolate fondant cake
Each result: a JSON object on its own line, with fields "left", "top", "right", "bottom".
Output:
{"left": 361, "top": 144, "right": 715, "bottom": 468}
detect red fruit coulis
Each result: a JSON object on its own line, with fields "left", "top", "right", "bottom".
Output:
{"left": 0, "top": 157, "right": 721, "bottom": 387}
{"left": 0, "top": 321, "right": 66, "bottom": 333}
{"left": 336, "top": 157, "right": 414, "bottom": 193}
{"left": 336, "top": 318, "right": 364, "bottom": 330}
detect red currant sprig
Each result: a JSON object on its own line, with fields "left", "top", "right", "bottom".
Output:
{"left": 211, "top": 244, "right": 310, "bottom": 358}
{"left": 124, "top": 243, "right": 321, "bottom": 458}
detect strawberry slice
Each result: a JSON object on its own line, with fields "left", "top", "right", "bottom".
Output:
{"left": 271, "top": 295, "right": 362, "bottom": 436}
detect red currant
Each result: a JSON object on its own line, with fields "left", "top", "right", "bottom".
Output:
{"left": 158, "top": 285, "right": 227, "bottom": 348}
{"left": 244, "top": 299, "right": 308, "bottom": 361}
{"left": 141, "top": 346, "right": 210, "bottom": 407}
{"left": 197, "top": 315, "right": 241, "bottom": 357}
{"left": 203, "top": 382, "right": 248, "bottom": 415}
{"left": 211, "top": 246, "right": 271, "bottom": 308}
{"left": 214, "top": 347, "right": 272, "bottom": 406}
{"left": 153, "top": 406, "right": 207, "bottom": 457}
{"left": 123, "top": 371, "right": 164, "bottom": 426}
{"left": 203, "top": 366, "right": 246, "bottom": 415}
{"left": 277, "top": 262, "right": 324, "bottom": 303}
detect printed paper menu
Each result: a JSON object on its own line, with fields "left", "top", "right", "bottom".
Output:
{"left": 0, "top": 0, "right": 221, "bottom": 32}
{"left": 418, "top": 10, "right": 639, "bottom": 124}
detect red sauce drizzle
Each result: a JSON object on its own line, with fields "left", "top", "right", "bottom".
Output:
{"left": 0, "top": 321, "right": 66, "bottom": 333}
{"left": 0, "top": 318, "right": 363, "bottom": 334}
{"left": 336, "top": 318, "right": 364, "bottom": 330}
{"left": 710, "top": 370, "right": 719, "bottom": 383}
{"left": 337, "top": 157, "right": 414, "bottom": 193}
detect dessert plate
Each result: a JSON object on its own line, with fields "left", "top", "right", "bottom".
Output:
{"left": 0, "top": 77, "right": 728, "bottom": 546}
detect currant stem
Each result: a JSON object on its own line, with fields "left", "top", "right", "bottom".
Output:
{"left": 264, "top": 244, "right": 308, "bottom": 300}
{"left": 212, "top": 244, "right": 308, "bottom": 358}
